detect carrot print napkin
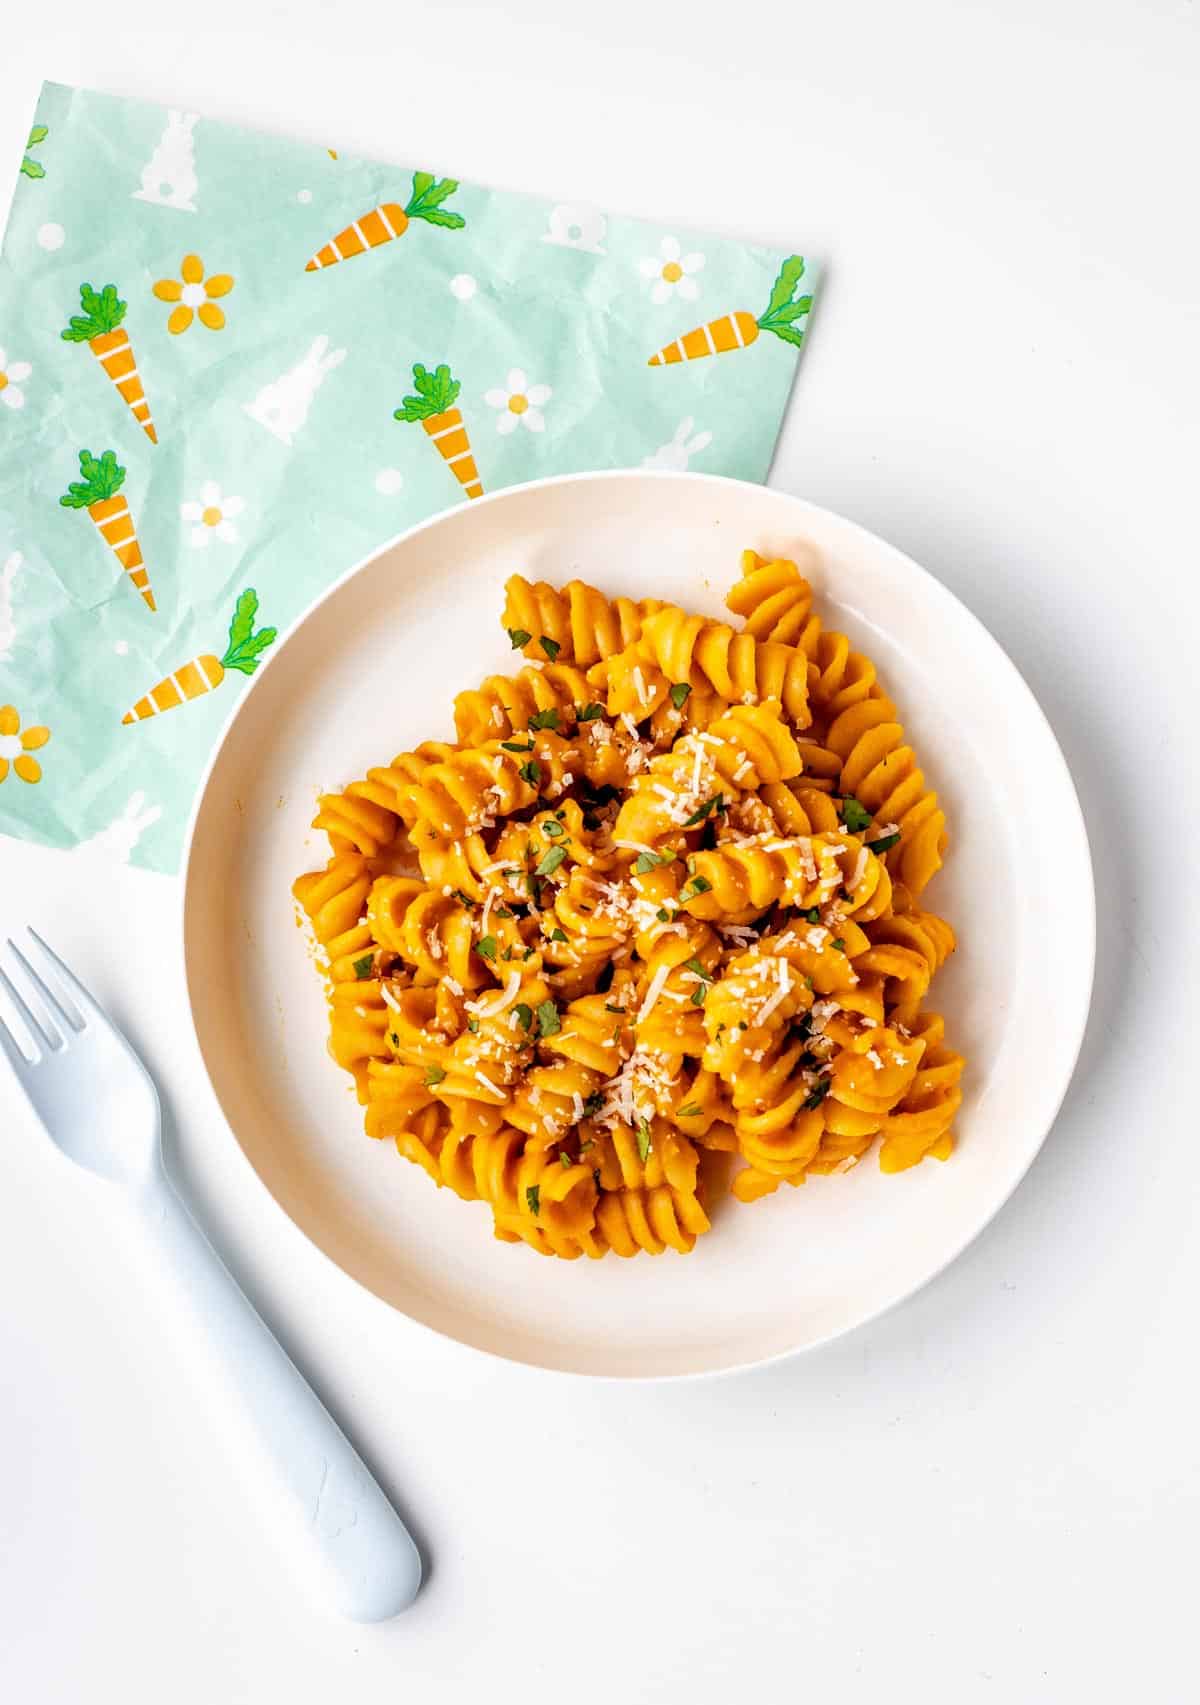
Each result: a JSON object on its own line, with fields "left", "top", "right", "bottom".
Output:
{"left": 0, "top": 81, "right": 818, "bottom": 872}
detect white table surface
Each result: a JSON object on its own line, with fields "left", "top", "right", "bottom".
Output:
{"left": 3, "top": 2, "right": 1197, "bottom": 1698}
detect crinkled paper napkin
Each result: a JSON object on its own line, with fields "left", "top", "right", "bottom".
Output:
{"left": 0, "top": 81, "right": 818, "bottom": 871}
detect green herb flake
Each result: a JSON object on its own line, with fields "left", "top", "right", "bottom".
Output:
{"left": 690, "top": 984, "right": 707, "bottom": 1007}
{"left": 539, "top": 636, "right": 561, "bottom": 661}
{"left": 633, "top": 848, "right": 673, "bottom": 874}
{"left": 389, "top": 1032, "right": 399, "bottom": 1047}
{"left": 536, "top": 999, "right": 562, "bottom": 1038}
{"left": 679, "top": 875, "right": 713, "bottom": 903}
{"left": 527, "top": 708, "right": 560, "bottom": 732}
{"left": 683, "top": 793, "right": 723, "bottom": 828}
{"left": 560, "top": 1152, "right": 574, "bottom": 1168}
{"left": 636, "top": 1119, "right": 652, "bottom": 1163}
{"left": 526, "top": 1184, "right": 541, "bottom": 1217}
{"left": 801, "top": 907, "right": 821, "bottom": 924}
{"left": 501, "top": 738, "right": 535, "bottom": 754}
{"left": 550, "top": 927, "right": 568, "bottom": 943}
{"left": 507, "top": 626, "right": 532, "bottom": 650}
{"left": 423, "top": 1065, "right": 447, "bottom": 1087}
{"left": 669, "top": 682, "right": 692, "bottom": 710}
{"left": 514, "top": 1002, "right": 533, "bottom": 1032}
{"left": 839, "top": 796, "right": 873, "bottom": 834}
{"left": 518, "top": 759, "right": 542, "bottom": 787}
{"left": 352, "top": 954, "right": 374, "bottom": 980}
{"left": 543, "top": 819, "right": 565, "bottom": 838}
{"left": 676, "top": 1102, "right": 702, "bottom": 1119}
{"left": 581, "top": 1093, "right": 604, "bottom": 1118}
{"left": 684, "top": 957, "right": 711, "bottom": 980}
{"left": 867, "top": 831, "right": 901, "bottom": 854}
{"left": 453, "top": 889, "right": 476, "bottom": 908}
{"left": 475, "top": 934, "right": 497, "bottom": 962}
{"left": 803, "top": 1077, "right": 832, "bottom": 1111}
{"left": 577, "top": 702, "right": 605, "bottom": 722}
{"left": 535, "top": 845, "right": 568, "bottom": 877}
{"left": 655, "top": 908, "right": 672, "bottom": 923}
{"left": 605, "top": 1002, "right": 625, "bottom": 1015}
{"left": 467, "top": 1017, "right": 480, "bottom": 1034}
{"left": 832, "top": 938, "right": 846, "bottom": 953}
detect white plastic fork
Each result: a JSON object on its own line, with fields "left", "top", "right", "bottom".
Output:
{"left": 0, "top": 929, "right": 422, "bottom": 1621}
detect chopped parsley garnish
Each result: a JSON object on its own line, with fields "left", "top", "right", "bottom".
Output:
{"left": 507, "top": 626, "right": 532, "bottom": 649}
{"left": 475, "top": 934, "right": 497, "bottom": 962}
{"left": 535, "top": 845, "right": 568, "bottom": 876}
{"left": 669, "top": 681, "right": 692, "bottom": 710}
{"left": 526, "top": 1184, "right": 540, "bottom": 1216}
{"left": 467, "top": 1017, "right": 480, "bottom": 1033}
{"left": 803, "top": 1077, "right": 832, "bottom": 1111}
{"left": 684, "top": 957, "right": 711, "bottom": 980}
{"left": 514, "top": 1002, "right": 533, "bottom": 1032}
{"left": 528, "top": 707, "right": 560, "bottom": 732}
{"left": 576, "top": 702, "right": 605, "bottom": 722}
{"left": 389, "top": 1032, "right": 399, "bottom": 1046}
{"left": 550, "top": 927, "right": 568, "bottom": 943}
{"left": 605, "top": 1002, "right": 625, "bottom": 1014}
{"left": 636, "top": 1119, "right": 652, "bottom": 1163}
{"left": 536, "top": 999, "right": 561, "bottom": 1038}
{"left": 867, "top": 831, "right": 901, "bottom": 854}
{"left": 683, "top": 792, "right": 724, "bottom": 827}
{"left": 801, "top": 906, "right": 821, "bottom": 924}
{"left": 539, "top": 635, "right": 560, "bottom": 661}
{"left": 518, "top": 759, "right": 541, "bottom": 787}
{"left": 581, "top": 1093, "right": 605, "bottom": 1118}
{"left": 560, "top": 1152, "right": 573, "bottom": 1168}
{"left": 501, "top": 738, "right": 535, "bottom": 754}
{"left": 690, "top": 984, "right": 707, "bottom": 1006}
{"left": 678, "top": 874, "right": 713, "bottom": 903}
{"left": 831, "top": 938, "right": 846, "bottom": 953}
{"left": 423, "top": 1064, "right": 447, "bottom": 1086}
{"left": 495, "top": 905, "right": 514, "bottom": 919}
{"left": 352, "top": 954, "right": 374, "bottom": 980}
{"left": 454, "top": 889, "right": 475, "bottom": 907}
{"left": 839, "top": 796, "right": 872, "bottom": 834}
{"left": 675, "top": 1102, "right": 701, "bottom": 1118}
{"left": 655, "top": 907, "right": 672, "bottom": 922}
{"left": 543, "top": 819, "right": 565, "bottom": 838}
{"left": 634, "top": 845, "right": 671, "bottom": 872}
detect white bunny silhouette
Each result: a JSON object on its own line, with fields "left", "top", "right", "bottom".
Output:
{"left": 132, "top": 110, "right": 200, "bottom": 212}
{"left": 542, "top": 202, "right": 608, "bottom": 255}
{"left": 0, "top": 551, "right": 21, "bottom": 661}
{"left": 243, "top": 335, "right": 347, "bottom": 446}
{"left": 641, "top": 417, "right": 714, "bottom": 472}
{"left": 74, "top": 791, "right": 163, "bottom": 863}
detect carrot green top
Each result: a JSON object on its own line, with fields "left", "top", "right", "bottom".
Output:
{"left": 403, "top": 173, "right": 465, "bottom": 230}
{"left": 59, "top": 448, "right": 126, "bottom": 508}
{"left": 61, "top": 282, "right": 127, "bottom": 343}
{"left": 394, "top": 362, "right": 461, "bottom": 422}
{"left": 219, "top": 589, "right": 278, "bottom": 676}
{"left": 755, "top": 257, "right": 814, "bottom": 348}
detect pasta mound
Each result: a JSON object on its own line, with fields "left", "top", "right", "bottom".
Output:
{"left": 294, "top": 548, "right": 963, "bottom": 1260}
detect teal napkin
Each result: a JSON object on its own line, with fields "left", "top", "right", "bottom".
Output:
{"left": 0, "top": 81, "right": 817, "bottom": 872}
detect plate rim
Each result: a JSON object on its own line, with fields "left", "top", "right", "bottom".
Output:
{"left": 179, "top": 468, "right": 1096, "bottom": 1381}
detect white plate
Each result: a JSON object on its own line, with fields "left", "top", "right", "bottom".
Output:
{"left": 182, "top": 471, "right": 1094, "bottom": 1379}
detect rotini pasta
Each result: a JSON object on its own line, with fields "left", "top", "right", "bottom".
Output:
{"left": 294, "top": 547, "right": 963, "bottom": 1258}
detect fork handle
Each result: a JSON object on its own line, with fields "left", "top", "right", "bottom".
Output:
{"left": 133, "top": 1162, "right": 422, "bottom": 1621}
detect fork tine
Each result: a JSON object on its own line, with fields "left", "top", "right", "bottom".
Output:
{"left": 23, "top": 930, "right": 100, "bottom": 1027}
{"left": 9, "top": 939, "right": 84, "bottom": 1037}
{"left": 0, "top": 960, "right": 57, "bottom": 1054}
{"left": 0, "top": 1006, "right": 33, "bottom": 1071}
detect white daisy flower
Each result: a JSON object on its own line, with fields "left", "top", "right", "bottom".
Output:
{"left": 484, "top": 367, "right": 552, "bottom": 436}
{"left": 0, "top": 346, "right": 33, "bottom": 411}
{"left": 637, "top": 236, "right": 705, "bottom": 306}
{"left": 180, "top": 480, "right": 246, "bottom": 549}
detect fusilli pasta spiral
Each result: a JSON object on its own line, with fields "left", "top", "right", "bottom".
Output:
{"left": 295, "top": 546, "right": 963, "bottom": 1258}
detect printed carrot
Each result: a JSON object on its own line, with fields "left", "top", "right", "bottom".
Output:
{"left": 393, "top": 362, "right": 483, "bottom": 500}
{"left": 59, "top": 449, "right": 157, "bottom": 612}
{"left": 61, "top": 283, "right": 158, "bottom": 442}
{"left": 122, "top": 588, "right": 277, "bottom": 724}
{"left": 305, "top": 171, "right": 465, "bottom": 271}
{"left": 647, "top": 255, "right": 813, "bottom": 368}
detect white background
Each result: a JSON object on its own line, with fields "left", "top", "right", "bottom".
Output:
{"left": 2, "top": 1, "right": 1197, "bottom": 1699}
